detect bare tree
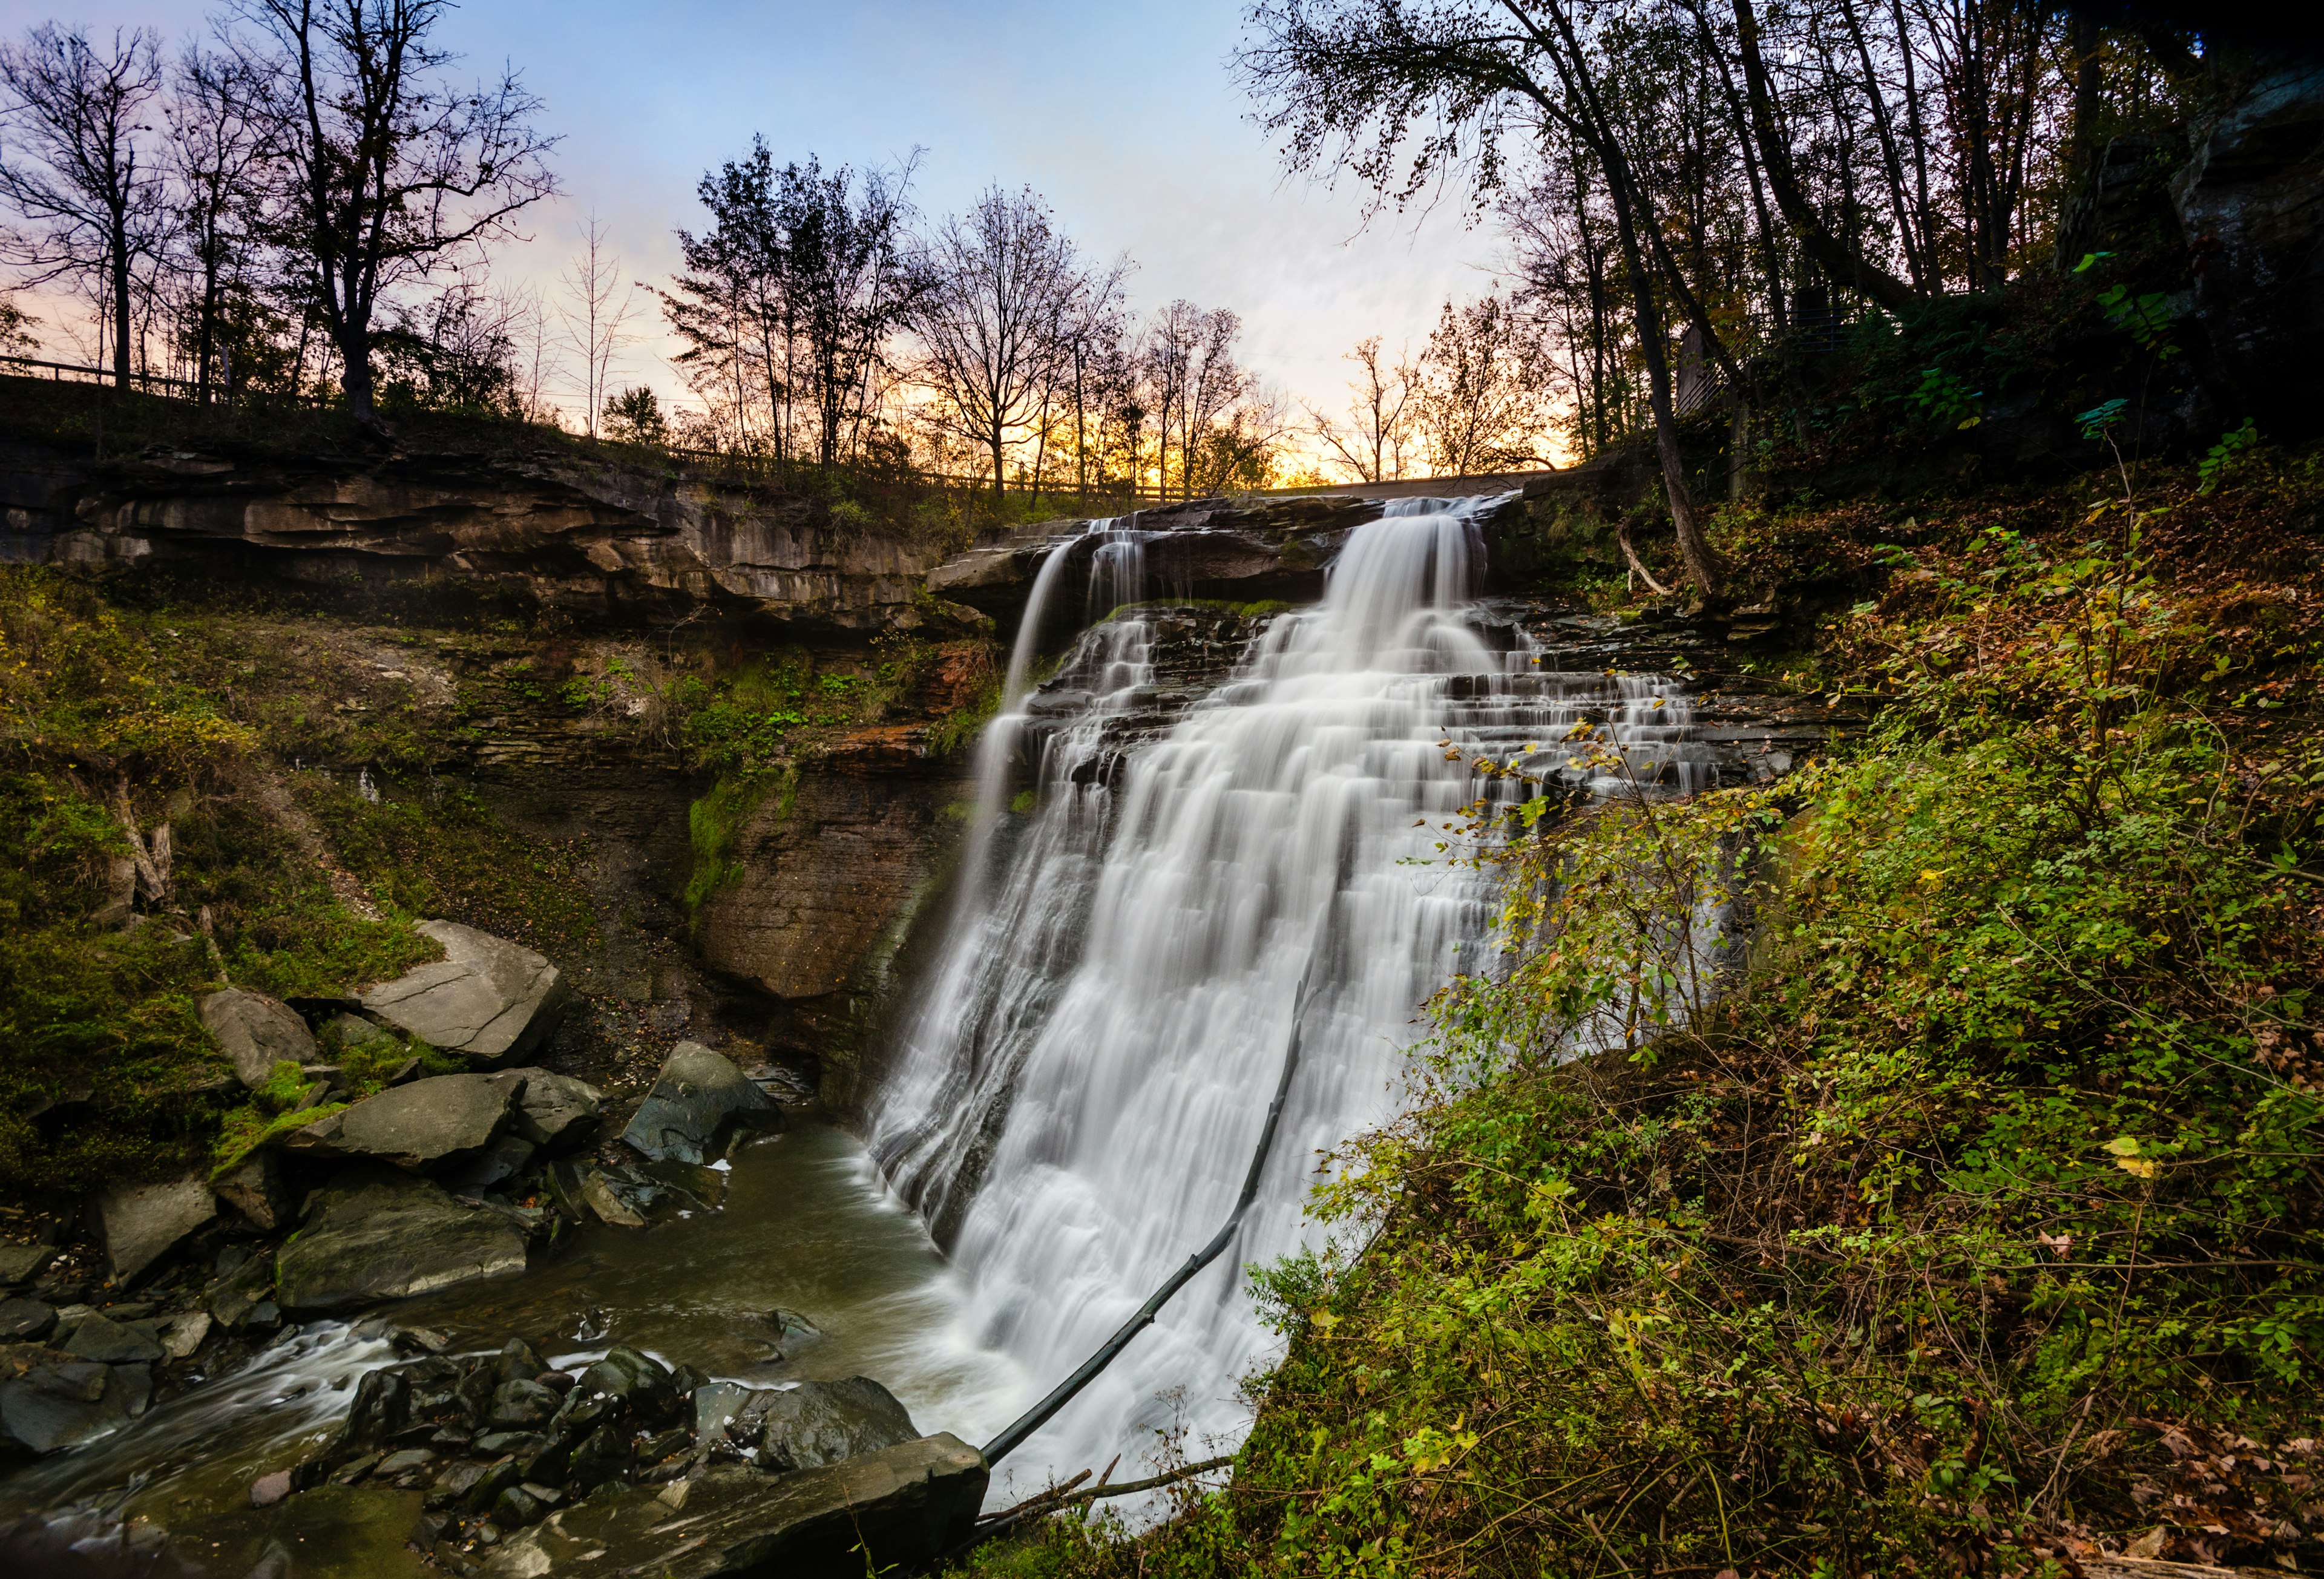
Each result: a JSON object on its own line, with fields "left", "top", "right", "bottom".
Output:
{"left": 910, "top": 185, "right": 1085, "bottom": 499}
{"left": 557, "top": 212, "right": 638, "bottom": 439}
{"left": 1410, "top": 294, "right": 1553, "bottom": 477}
{"left": 0, "top": 24, "right": 165, "bottom": 387}
{"left": 241, "top": 0, "right": 557, "bottom": 428}
{"left": 1308, "top": 334, "right": 1416, "bottom": 482}
{"left": 168, "top": 33, "right": 273, "bottom": 401}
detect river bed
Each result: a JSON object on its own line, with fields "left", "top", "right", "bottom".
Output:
{"left": 0, "top": 1120, "right": 1026, "bottom": 1543}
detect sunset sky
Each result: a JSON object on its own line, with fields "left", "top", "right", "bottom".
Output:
{"left": 18, "top": 0, "right": 1505, "bottom": 436}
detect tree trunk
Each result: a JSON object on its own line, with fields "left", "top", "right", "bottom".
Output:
{"left": 111, "top": 219, "right": 133, "bottom": 391}
{"left": 338, "top": 324, "right": 376, "bottom": 427}
{"left": 1728, "top": 0, "right": 1920, "bottom": 315}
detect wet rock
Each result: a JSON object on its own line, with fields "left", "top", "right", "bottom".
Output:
{"left": 213, "top": 1151, "right": 290, "bottom": 1230}
{"left": 567, "top": 1423, "right": 632, "bottom": 1489}
{"left": 756, "top": 1377, "right": 918, "bottom": 1472}
{"left": 337, "top": 1366, "right": 413, "bottom": 1455}
{"left": 491, "top": 1483, "right": 549, "bottom": 1528}
{"left": 0, "top": 1243, "right": 55, "bottom": 1287}
{"left": 580, "top": 1345, "right": 680, "bottom": 1426}
{"left": 0, "top": 1359, "right": 143, "bottom": 1453}
{"left": 577, "top": 1169, "right": 645, "bottom": 1229}
{"left": 249, "top": 1469, "right": 292, "bottom": 1507}
{"left": 360, "top": 921, "right": 574, "bottom": 1066}
{"left": 281, "top": 1071, "right": 526, "bottom": 1172}
{"left": 60, "top": 1311, "right": 166, "bottom": 1365}
{"left": 769, "top": 1308, "right": 821, "bottom": 1344}
{"left": 91, "top": 1174, "right": 217, "bottom": 1285}
{"left": 641, "top": 1157, "right": 728, "bottom": 1209}
{"left": 429, "top": 1459, "right": 489, "bottom": 1509}
{"left": 502, "top": 1434, "right": 988, "bottom": 1576}
{"left": 488, "top": 1379, "right": 560, "bottom": 1430}
{"left": 507, "top": 1069, "right": 603, "bottom": 1152}
{"left": 199, "top": 988, "right": 317, "bottom": 1088}
{"left": 275, "top": 1167, "right": 528, "bottom": 1313}
{"left": 468, "top": 1454, "right": 524, "bottom": 1512}
{"left": 0, "top": 1299, "right": 55, "bottom": 1342}
{"left": 620, "top": 1042, "right": 783, "bottom": 1165}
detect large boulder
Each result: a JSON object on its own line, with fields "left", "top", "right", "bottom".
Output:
{"left": 359, "top": 921, "right": 574, "bottom": 1065}
{"left": 280, "top": 1071, "right": 525, "bottom": 1172}
{"left": 198, "top": 988, "right": 317, "bottom": 1088}
{"left": 507, "top": 1068, "right": 603, "bottom": 1152}
{"left": 91, "top": 1175, "right": 217, "bottom": 1285}
{"left": 755, "top": 1377, "right": 918, "bottom": 1472}
{"left": 484, "top": 1435, "right": 988, "bottom": 1578}
{"left": 620, "top": 1043, "right": 782, "bottom": 1165}
{"left": 274, "top": 1167, "right": 528, "bottom": 1313}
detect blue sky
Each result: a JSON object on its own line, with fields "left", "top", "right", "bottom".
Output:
{"left": 22, "top": 0, "right": 1505, "bottom": 425}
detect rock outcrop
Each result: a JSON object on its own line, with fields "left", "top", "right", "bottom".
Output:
{"left": 273, "top": 1168, "right": 528, "bottom": 1313}
{"left": 0, "top": 438, "right": 967, "bottom": 634}
{"left": 2173, "top": 56, "right": 2324, "bottom": 435}
{"left": 361, "top": 921, "right": 573, "bottom": 1065}
{"left": 620, "top": 1043, "right": 783, "bottom": 1165}
{"left": 198, "top": 988, "right": 320, "bottom": 1088}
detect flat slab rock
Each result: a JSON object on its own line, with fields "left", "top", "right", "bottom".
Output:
{"left": 361, "top": 921, "right": 573, "bottom": 1065}
{"left": 283, "top": 1071, "right": 526, "bottom": 1172}
{"left": 92, "top": 1175, "right": 217, "bottom": 1285}
{"left": 275, "top": 1167, "right": 527, "bottom": 1314}
{"left": 485, "top": 1433, "right": 987, "bottom": 1577}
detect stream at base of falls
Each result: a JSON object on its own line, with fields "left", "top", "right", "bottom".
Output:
{"left": 0, "top": 1121, "right": 1021, "bottom": 1531}
{"left": 3, "top": 493, "right": 1776, "bottom": 1545}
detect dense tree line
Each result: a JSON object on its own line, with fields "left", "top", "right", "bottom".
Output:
{"left": 1238, "top": 0, "right": 2205, "bottom": 591}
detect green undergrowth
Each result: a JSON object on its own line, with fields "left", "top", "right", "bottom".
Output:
{"left": 961, "top": 451, "right": 2324, "bottom": 1575}
{"left": 303, "top": 776, "right": 601, "bottom": 957}
{"left": 0, "top": 566, "right": 613, "bottom": 1198}
{"left": 683, "top": 769, "right": 791, "bottom": 926}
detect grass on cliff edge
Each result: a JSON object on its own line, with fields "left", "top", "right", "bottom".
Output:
{"left": 0, "top": 570, "right": 602, "bottom": 1197}
{"left": 959, "top": 445, "right": 2324, "bottom": 1578}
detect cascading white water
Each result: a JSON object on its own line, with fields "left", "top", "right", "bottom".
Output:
{"left": 872, "top": 496, "right": 1713, "bottom": 1494}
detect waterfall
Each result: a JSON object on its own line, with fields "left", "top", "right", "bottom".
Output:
{"left": 872, "top": 496, "right": 1712, "bottom": 1492}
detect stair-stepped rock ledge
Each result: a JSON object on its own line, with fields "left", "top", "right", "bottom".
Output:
{"left": 0, "top": 438, "right": 967, "bottom": 634}
{"left": 925, "top": 493, "right": 1395, "bottom": 622}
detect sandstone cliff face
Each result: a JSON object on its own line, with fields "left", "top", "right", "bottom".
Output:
{"left": 0, "top": 435, "right": 959, "bottom": 633}
{"left": 692, "top": 748, "right": 971, "bottom": 1083}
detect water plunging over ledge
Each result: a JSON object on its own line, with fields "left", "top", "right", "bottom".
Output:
{"left": 869, "top": 496, "right": 1715, "bottom": 1495}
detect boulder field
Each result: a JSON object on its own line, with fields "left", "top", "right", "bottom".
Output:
{"left": 0, "top": 922, "right": 798, "bottom": 1468}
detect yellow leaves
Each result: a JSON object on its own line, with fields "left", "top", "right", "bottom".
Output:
{"left": 1919, "top": 868, "right": 1946, "bottom": 887}
{"left": 2104, "top": 1135, "right": 2162, "bottom": 1178}
{"left": 1312, "top": 1308, "right": 1341, "bottom": 1334}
